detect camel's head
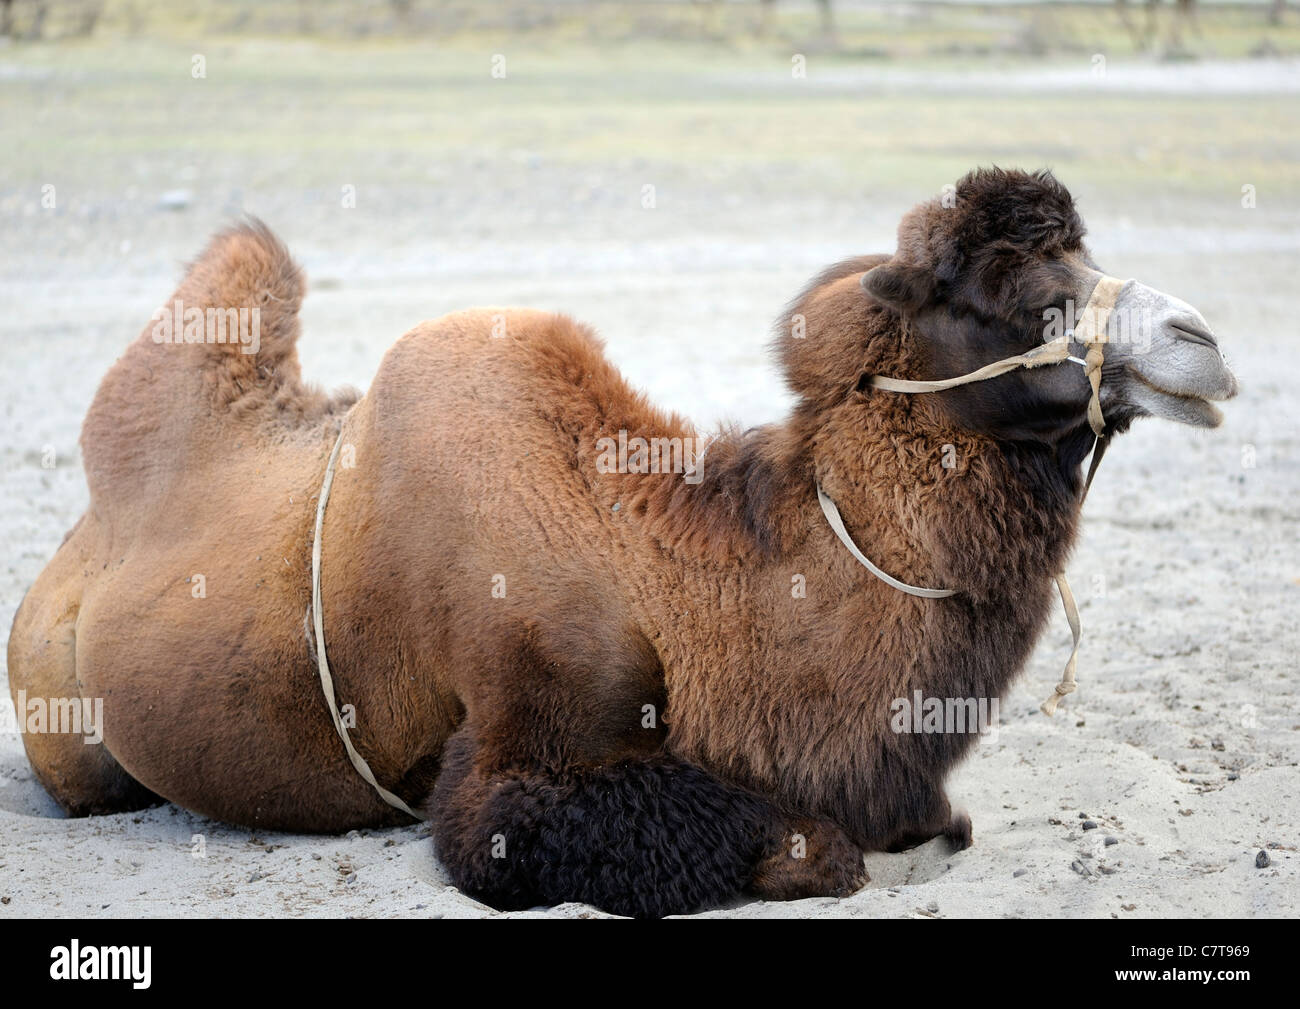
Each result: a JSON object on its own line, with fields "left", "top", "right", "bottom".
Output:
{"left": 858, "top": 167, "right": 1238, "bottom": 446}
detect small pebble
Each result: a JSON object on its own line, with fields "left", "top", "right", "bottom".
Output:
{"left": 927, "top": 901, "right": 939, "bottom": 913}
{"left": 345, "top": 872, "right": 358, "bottom": 884}
{"left": 248, "top": 871, "right": 265, "bottom": 883}
{"left": 311, "top": 852, "right": 322, "bottom": 860}
{"left": 1013, "top": 868, "right": 1028, "bottom": 878}
{"left": 1104, "top": 836, "right": 1119, "bottom": 847}
{"left": 1227, "top": 773, "right": 1239, "bottom": 781}
{"left": 157, "top": 189, "right": 193, "bottom": 211}
{"left": 1082, "top": 820, "right": 1098, "bottom": 831}
{"left": 1255, "top": 850, "right": 1270, "bottom": 869}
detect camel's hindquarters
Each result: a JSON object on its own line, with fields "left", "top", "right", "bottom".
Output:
{"left": 7, "top": 516, "right": 158, "bottom": 815}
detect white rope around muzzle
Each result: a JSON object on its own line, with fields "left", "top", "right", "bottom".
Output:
{"left": 820, "top": 272, "right": 1129, "bottom": 716}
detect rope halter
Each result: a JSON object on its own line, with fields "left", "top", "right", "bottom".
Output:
{"left": 818, "top": 273, "right": 1129, "bottom": 716}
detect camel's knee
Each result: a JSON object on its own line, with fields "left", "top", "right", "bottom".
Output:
{"left": 429, "top": 728, "right": 774, "bottom": 917}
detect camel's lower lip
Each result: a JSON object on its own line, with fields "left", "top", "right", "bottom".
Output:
{"left": 1132, "top": 372, "right": 1225, "bottom": 427}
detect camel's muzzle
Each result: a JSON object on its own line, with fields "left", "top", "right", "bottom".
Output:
{"left": 1097, "top": 279, "right": 1239, "bottom": 429}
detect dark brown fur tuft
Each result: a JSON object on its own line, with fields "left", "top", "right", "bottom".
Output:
{"left": 893, "top": 166, "right": 1088, "bottom": 320}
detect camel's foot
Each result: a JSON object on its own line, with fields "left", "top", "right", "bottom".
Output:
{"left": 945, "top": 810, "right": 973, "bottom": 851}
{"left": 882, "top": 787, "right": 974, "bottom": 853}
{"left": 749, "top": 816, "right": 868, "bottom": 902}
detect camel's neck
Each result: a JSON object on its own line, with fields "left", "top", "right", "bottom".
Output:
{"left": 811, "top": 398, "right": 1087, "bottom": 601}
{"left": 654, "top": 400, "right": 1089, "bottom": 844}
{"left": 638, "top": 397, "right": 1086, "bottom": 594}
{"left": 617, "top": 414, "right": 814, "bottom": 564}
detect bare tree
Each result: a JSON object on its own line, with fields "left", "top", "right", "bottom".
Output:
{"left": 759, "top": 0, "right": 834, "bottom": 39}
{"left": 1117, "top": 0, "right": 1198, "bottom": 53}
{"left": 695, "top": 0, "right": 835, "bottom": 40}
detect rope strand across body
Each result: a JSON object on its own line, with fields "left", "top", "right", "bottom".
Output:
{"left": 817, "top": 274, "right": 1128, "bottom": 716}
{"left": 311, "top": 407, "right": 423, "bottom": 819}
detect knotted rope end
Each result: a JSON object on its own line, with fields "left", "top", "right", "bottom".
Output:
{"left": 1039, "top": 680, "right": 1077, "bottom": 717}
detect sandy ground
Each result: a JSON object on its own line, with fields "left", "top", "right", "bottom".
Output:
{"left": 1, "top": 33, "right": 1298, "bottom": 918}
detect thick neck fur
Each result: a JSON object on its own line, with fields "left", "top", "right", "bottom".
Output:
{"left": 633, "top": 264, "right": 1088, "bottom": 846}
{"left": 650, "top": 409, "right": 1082, "bottom": 841}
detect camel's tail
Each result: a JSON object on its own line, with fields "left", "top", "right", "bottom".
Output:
{"left": 151, "top": 217, "right": 304, "bottom": 370}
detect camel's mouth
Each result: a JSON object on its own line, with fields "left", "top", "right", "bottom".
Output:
{"left": 1128, "top": 371, "right": 1229, "bottom": 429}
{"left": 1101, "top": 279, "right": 1239, "bottom": 430}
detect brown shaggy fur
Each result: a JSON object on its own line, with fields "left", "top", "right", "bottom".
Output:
{"left": 10, "top": 170, "right": 1153, "bottom": 915}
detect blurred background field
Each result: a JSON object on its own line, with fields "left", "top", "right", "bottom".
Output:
{"left": 7, "top": 0, "right": 1300, "bottom": 56}
{"left": 3, "top": 1, "right": 1298, "bottom": 414}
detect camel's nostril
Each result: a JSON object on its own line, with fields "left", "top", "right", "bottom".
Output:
{"left": 1170, "top": 322, "right": 1218, "bottom": 349}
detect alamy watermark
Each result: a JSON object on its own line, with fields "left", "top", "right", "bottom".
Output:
{"left": 1, "top": 691, "right": 103, "bottom": 744}
{"left": 151, "top": 299, "right": 261, "bottom": 354}
{"left": 50, "top": 941, "right": 150, "bottom": 989}
{"left": 1043, "top": 299, "right": 1152, "bottom": 354}
{"left": 595, "top": 429, "right": 708, "bottom": 485}
{"left": 890, "top": 691, "right": 999, "bottom": 744}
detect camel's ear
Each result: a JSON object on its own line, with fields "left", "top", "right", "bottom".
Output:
{"left": 860, "top": 263, "right": 935, "bottom": 313}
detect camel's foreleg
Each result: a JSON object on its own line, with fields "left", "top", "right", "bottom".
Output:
{"left": 881, "top": 786, "right": 973, "bottom": 853}
{"left": 428, "top": 725, "right": 867, "bottom": 916}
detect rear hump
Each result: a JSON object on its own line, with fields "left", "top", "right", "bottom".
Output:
{"left": 155, "top": 217, "right": 303, "bottom": 368}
